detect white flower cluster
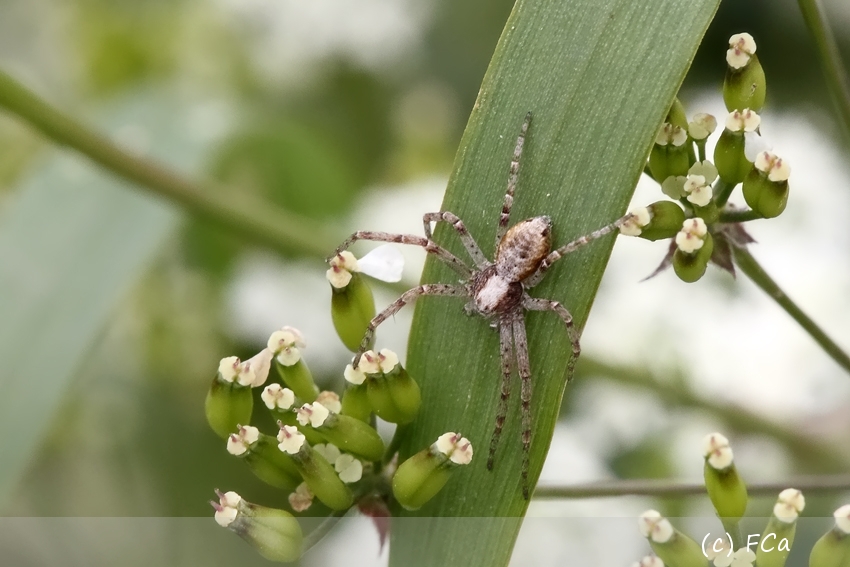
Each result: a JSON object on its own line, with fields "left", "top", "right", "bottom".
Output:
{"left": 434, "top": 432, "right": 474, "bottom": 465}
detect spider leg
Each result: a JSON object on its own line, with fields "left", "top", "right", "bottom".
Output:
{"left": 487, "top": 317, "right": 514, "bottom": 472}
{"left": 352, "top": 284, "right": 468, "bottom": 367}
{"left": 422, "top": 212, "right": 489, "bottom": 269}
{"left": 331, "top": 231, "right": 472, "bottom": 278}
{"left": 495, "top": 112, "right": 532, "bottom": 250}
{"left": 522, "top": 296, "right": 580, "bottom": 384}
{"left": 511, "top": 313, "right": 533, "bottom": 500}
{"left": 523, "top": 212, "right": 634, "bottom": 288}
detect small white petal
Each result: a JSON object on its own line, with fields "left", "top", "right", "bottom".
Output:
{"left": 227, "top": 425, "right": 259, "bottom": 456}
{"left": 261, "top": 384, "right": 296, "bottom": 410}
{"left": 773, "top": 488, "right": 804, "bottom": 523}
{"left": 638, "top": 510, "right": 674, "bottom": 543}
{"left": 620, "top": 207, "right": 650, "bottom": 237}
{"left": 689, "top": 113, "right": 717, "bottom": 140}
{"left": 702, "top": 433, "right": 734, "bottom": 469}
{"left": 744, "top": 131, "right": 770, "bottom": 162}
{"left": 243, "top": 349, "right": 273, "bottom": 387}
{"left": 357, "top": 245, "right": 404, "bottom": 282}
{"left": 335, "top": 454, "right": 363, "bottom": 483}
{"left": 316, "top": 391, "right": 342, "bottom": 414}
{"left": 358, "top": 351, "right": 382, "bottom": 375}
{"left": 687, "top": 185, "right": 713, "bottom": 207}
{"left": 635, "top": 556, "right": 664, "bottom": 567}
{"left": 344, "top": 363, "right": 366, "bottom": 385}
{"left": 220, "top": 491, "right": 242, "bottom": 508}
{"left": 834, "top": 504, "right": 850, "bottom": 534}
{"left": 313, "top": 443, "right": 341, "bottom": 463}
{"left": 277, "top": 425, "right": 306, "bottom": 454}
{"left": 726, "top": 33, "right": 756, "bottom": 69}
{"left": 378, "top": 348, "right": 400, "bottom": 373}
{"left": 326, "top": 267, "right": 353, "bottom": 288}
{"left": 214, "top": 505, "right": 238, "bottom": 527}
{"left": 675, "top": 218, "right": 708, "bottom": 254}
{"left": 326, "top": 252, "right": 359, "bottom": 288}
{"left": 296, "top": 403, "right": 330, "bottom": 428}
{"left": 434, "top": 432, "right": 474, "bottom": 465}
{"left": 218, "top": 356, "right": 240, "bottom": 383}
{"left": 288, "top": 482, "right": 314, "bottom": 512}
{"left": 688, "top": 160, "right": 718, "bottom": 184}
{"left": 276, "top": 348, "right": 302, "bottom": 367}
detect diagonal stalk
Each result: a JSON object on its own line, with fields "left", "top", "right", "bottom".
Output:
{"left": 732, "top": 245, "right": 850, "bottom": 376}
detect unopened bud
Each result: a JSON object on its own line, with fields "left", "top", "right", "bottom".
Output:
{"left": 638, "top": 510, "right": 704, "bottom": 567}
{"left": 724, "top": 33, "right": 766, "bottom": 112}
{"left": 330, "top": 270, "right": 376, "bottom": 353}
{"left": 703, "top": 433, "right": 748, "bottom": 523}
{"left": 206, "top": 361, "right": 254, "bottom": 439}
{"left": 211, "top": 490, "right": 303, "bottom": 562}
{"left": 361, "top": 349, "right": 421, "bottom": 424}
{"left": 392, "top": 433, "right": 473, "bottom": 510}
{"left": 742, "top": 151, "right": 790, "bottom": 218}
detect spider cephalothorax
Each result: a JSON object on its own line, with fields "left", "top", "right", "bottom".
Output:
{"left": 329, "top": 112, "right": 633, "bottom": 498}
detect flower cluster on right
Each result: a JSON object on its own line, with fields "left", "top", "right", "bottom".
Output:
{"left": 633, "top": 432, "right": 850, "bottom": 567}
{"left": 620, "top": 33, "right": 790, "bottom": 283}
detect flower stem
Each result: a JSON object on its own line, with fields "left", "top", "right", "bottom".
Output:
{"left": 0, "top": 68, "right": 336, "bottom": 258}
{"left": 718, "top": 208, "right": 761, "bottom": 223}
{"left": 797, "top": 0, "right": 850, "bottom": 141}
{"left": 533, "top": 474, "right": 850, "bottom": 499}
{"left": 713, "top": 179, "right": 736, "bottom": 208}
{"left": 732, "top": 245, "right": 850, "bottom": 376}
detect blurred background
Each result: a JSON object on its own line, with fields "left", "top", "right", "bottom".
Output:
{"left": 0, "top": 0, "right": 849, "bottom": 565}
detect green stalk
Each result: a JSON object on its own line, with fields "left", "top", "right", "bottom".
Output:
{"left": 733, "top": 245, "right": 850, "bottom": 376}
{"left": 797, "top": 0, "right": 850, "bottom": 140}
{"left": 533, "top": 474, "right": 850, "bottom": 499}
{"left": 0, "top": 69, "right": 335, "bottom": 258}
{"left": 718, "top": 207, "right": 761, "bottom": 223}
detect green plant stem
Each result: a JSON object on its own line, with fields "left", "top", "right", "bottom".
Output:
{"left": 798, "top": 0, "right": 850, "bottom": 140}
{"left": 719, "top": 208, "right": 761, "bottom": 223}
{"left": 733, "top": 245, "right": 850, "bottom": 376}
{"left": 533, "top": 474, "right": 850, "bottom": 499}
{"left": 302, "top": 509, "right": 348, "bottom": 552}
{"left": 713, "top": 179, "right": 736, "bottom": 208}
{"left": 0, "top": 69, "right": 335, "bottom": 258}
{"left": 578, "top": 357, "right": 849, "bottom": 472}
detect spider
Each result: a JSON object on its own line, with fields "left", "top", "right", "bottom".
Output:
{"left": 329, "top": 112, "right": 633, "bottom": 499}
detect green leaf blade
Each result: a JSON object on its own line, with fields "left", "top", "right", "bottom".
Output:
{"left": 391, "top": 0, "right": 719, "bottom": 564}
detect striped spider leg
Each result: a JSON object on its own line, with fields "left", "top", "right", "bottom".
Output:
{"left": 330, "top": 111, "right": 633, "bottom": 499}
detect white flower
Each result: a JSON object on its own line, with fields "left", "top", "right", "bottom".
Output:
{"left": 326, "top": 251, "right": 359, "bottom": 288}
{"left": 689, "top": 113, "right": 717, "bottom": 140}
{"left": 729, "top": 547, "right": 756, "bottom": 567}
{"left": 675, "top": 218, "right": 708, "bottom": 254}
{"left": 683, "top": 175, "right": 713, "bottom": 207}
{"left": 313, "top": 443, "right": 341, "bottom": 463}
{"left": 619, "top": 207, "right": 651, "bottom": 237}
{"left": 834, "top": 504, "right": 850, "bottom": 534}
{"left": 277, "top": 425, "right": 306, "bottom": 454}
{"left": 268, "top": 326, "right": 306, "bottom": 366}
{"left": 706, "top": 536, "right": 734, "bottom": 567}
{"left": 725, "top": 109, "right": 760, "bottom": 133}
{"left": 218, "top": 356, "right": 241, "bottom": 383}
{"left": 288, "top": 482, "right": 314, "bottom": 512}
{"left": 359, "top": 349, "right": 400, "bottom": 374}
{"left": 727, "top": 33, "right": 757, "bottom": 69}
{"left": 213, "top": 490, "right": 242, "bottom": 527}
{"left": 434, "top": 432, "right": 474, "bottom": 465}
{"left": 774, "top": 488, "right": 805, "bottom": 523}
{"left": 227, "top": 425, "right": 260, "bottom": 456}
{"left": 656, "top": 122, "right": 688, "bottom": 147}
{"left": 335, "top": 454, "right": 363, "bottom": 483}
{"left": 702, "top": 433, "right": 734, "bottom": 470}
{"left": 637, "top": 509, "right": 674, "bottom": 543}
{"left": 754, "top": 151, "right": 790, "bottom": 182}
{"left": 296, "top": 402, "right": 330, "bottom": 428}
{"left": 241, "top": 348, "right": 273, "bottom": 387}
{"left": 357, "top": 244, "right": 404, "bottom": 282}
{"left": 261, "top": 384, "right": 295, "bottom": 410}
{"left": 632, "top": 556, "right": 664, "bottom": 567}
{"left": 316, "top": 390, "right": 342, "bottom": 414}
{"left": 325, "top": 245, "right": 404, "bottom": 289}
{"left": 344, "top": 363, "right": 367, "bottom": 385}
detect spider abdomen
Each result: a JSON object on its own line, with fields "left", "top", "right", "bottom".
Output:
{"left": 495, "top": 216, "right": 552, "bottom": 282}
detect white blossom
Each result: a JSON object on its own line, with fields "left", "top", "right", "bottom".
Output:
{"left": 268, "top": 326, "right": 306, "bottom": 366}
{"left": 335, "top": 454, "right": 363, "bottom": 483}
{"left": 725, "top": 109, "right": 760, "bottom": 133}
{"left": 754, "top": 151, "right": 790, "bottom": 182}
{"left": 261, "top": 383, "right": 296, "bottom": 410}
{"left": 638, "top": 509, "right": 674, "bottom": 543}
{"left": 675, "top": 218, "right": 708, "bottom": 254}
{"left": 434, "top": 432, "right": 473, "bottom": 465}
{"left": 277, "top": 425, "right": 306, "bottom": 454}
{"left": 702, "top": 433, "right": 734, "bottom": 470}
{"left": 726, "top": 33, "right": 757, "bottom": 69}
{"left": 619, "top": 207, "right": 651, "bottom": 237}
{"left": 656, "top": 122, "right": 688, "bottom": 147}
{"left": 834, "top": 504, "right": 850, "bottom": 534}
{"left": 227, "top": 425, "right": 260, "bottom": 456}
{"left": 296, "top": 402, "right": 330, "bottom": 428}
{"left": 774, "top": 488, "right": 805, "bottom": 523}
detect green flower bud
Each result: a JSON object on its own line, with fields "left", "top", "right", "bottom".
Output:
{"left": 649, "top": 123, "right": 690, "bottom": 182}
{"left": 228, "top": 426, "right": 302, "bottom": 490}
{"left": 619, "top": 202, "right": 686, "bottom": 241}
{"left": 638, "top": 510, "right": 705, "bottom": 567}
{"left": 714, "top": 131, "right": 750, "bottom": 185}
{"left": 349, "top": 349, "right": 421, "bottom": 424}
{"left": 341, "top": 383, "right": 372, "bottom": 422}
{"left": 393, "top": 432, "right": 473, "bottom": 510}
{"left": 756, "top": 489, "right": 806, "bottom": 567}
{"left": 206, "top": 357, "right": 255, "bottom": 439}
{"left": 667, "top": 98, "right": 689, "bottom": 130}
{"left": 742, "top": 150, "right": 790, "bottom": 219}
{"left": 273, "top": 359, "right": 318, "bottom": 403}
{"left": 724, "top": 33, "right": 766, "bottom": 112}
{"left": 673, "top": 219, "right": 714, "bottom": 283}
{"left": 702, "top": 433, "right": 748, "bottom": 523}
{"left": 328, "top": 252, "right": 377, "bottom": 352}
{"left": 212, "top": 490, "right": 303, "bottom": 563}
{"left": 296, "top": 402, "right": 385, "bottom": 462}
{"left": 809, "top": 505, "right": 850, "bottom": 567}
{"left": 277, "top": 425, "right": 353, "bottom": 511}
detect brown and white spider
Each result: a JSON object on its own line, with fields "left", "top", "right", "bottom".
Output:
{"left": 329, "top": 112, "right": 633, "bottom": 499}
